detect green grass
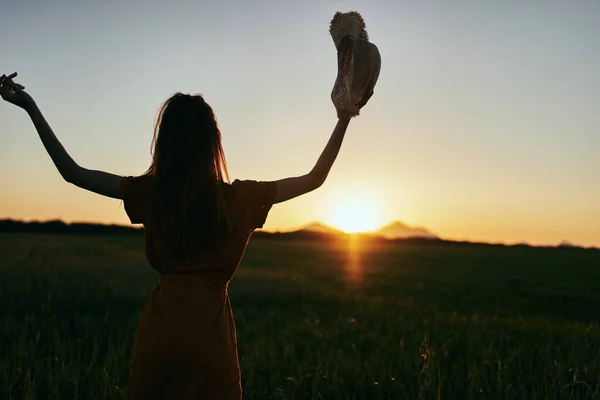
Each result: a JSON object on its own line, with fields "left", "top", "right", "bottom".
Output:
{"left": 1, "top": 233, "right": 599, "bottom": 399}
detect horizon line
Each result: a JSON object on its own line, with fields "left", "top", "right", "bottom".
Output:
{"left": 0, "top": 217, "right": 595, "bottom": 250}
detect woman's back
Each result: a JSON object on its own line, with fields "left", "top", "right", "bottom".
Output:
{"left": 122, "top": 175, "right": 277, "bottom": 399}
{"left": 122, "top": 174, "right": 276, "bottom": 278}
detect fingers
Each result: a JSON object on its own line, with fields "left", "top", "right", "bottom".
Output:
{"left": 1, "top": 78, "right": 15, "bottom": 89}
{"left": 0, "top": 72, "right": 16, "bottom": 85}
{"left": 0, "top": 73, "right": 24, "bottom": 91}
{"left": 1, "top": 72, "right": 18, "bottom": 85}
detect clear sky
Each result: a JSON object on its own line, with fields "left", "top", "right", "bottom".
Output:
{"left": 1, "top": 0, "right": 598, "bottom": 247}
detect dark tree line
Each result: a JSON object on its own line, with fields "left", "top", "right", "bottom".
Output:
{"left": 0, "top": 219, "right": 593, "bottom": 251}
{"left": 0, "top": 219, "right": 142, "bottom": 235}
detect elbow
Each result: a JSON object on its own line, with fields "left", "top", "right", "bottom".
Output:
{"left": 64, "top": 173, "right": 78, "bottom": 185}
{"left": 63, "top": 166, "right": 83, "bottom": 186}
{"left": 309, "top": 172, "right": 327, "bottom": 191}
{"left": 315, "top": 176, "right": 326, "bottom": 190}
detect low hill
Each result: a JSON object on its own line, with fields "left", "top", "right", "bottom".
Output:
{"left": 375, "top": 221, "right": 439, "bottom": 240}
{"left": 293, "top": 221, "right": 345, "bottom": 235}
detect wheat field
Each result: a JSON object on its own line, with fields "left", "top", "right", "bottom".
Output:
{"left": 1, "top": 233, "right": 599, "bottom": 399}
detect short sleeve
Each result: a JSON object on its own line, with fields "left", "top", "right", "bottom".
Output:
{"left": 231, "top": 179, "right": 277, "bottom": 231}
{"left": 121, "top": 176, "right": 152, "bottom": 224}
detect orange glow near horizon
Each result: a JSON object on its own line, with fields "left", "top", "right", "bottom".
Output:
{"left": 327, "top": 199, "right": 379, "bottom": 233}
{"left": 345, "top": 234, "right": 363, "bottom": 287}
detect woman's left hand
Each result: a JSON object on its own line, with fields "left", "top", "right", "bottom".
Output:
{"left": 1, "top": 72, "right": 36, "bottom": 112}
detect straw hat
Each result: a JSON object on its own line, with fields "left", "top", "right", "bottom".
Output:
{"left": 330, "top": 11, "right": 381, "bottom": 117}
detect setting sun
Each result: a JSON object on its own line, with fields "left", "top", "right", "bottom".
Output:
{"left": 329, "top": 201, "right": 378, "bottom": 233}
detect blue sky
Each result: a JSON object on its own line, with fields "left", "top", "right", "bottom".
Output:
{"left": 1, "top": 0, "right": 598, "bottom": 246}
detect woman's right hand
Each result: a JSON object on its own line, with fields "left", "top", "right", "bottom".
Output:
{"left": 1, "top": 72, "right": 36, "bottom": 112}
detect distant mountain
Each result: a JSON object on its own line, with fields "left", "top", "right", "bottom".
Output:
{"left": 375, "top": 221, "right": 439, "bottom": 240}
{"left": 291, "top": 220, "right": 439, "bottom": 240}
{"left": 295, "top": 221, "right": 345, "bottom": 235}
{"left": 557, "top": 240, "right": 580, "bottom": 249}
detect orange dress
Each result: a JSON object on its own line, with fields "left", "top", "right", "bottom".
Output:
{"left": 121, "top": 175, "right": 276, "bottom": 400}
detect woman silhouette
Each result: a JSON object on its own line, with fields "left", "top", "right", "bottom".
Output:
{"left": 0, "top": 72, "right": 368, "bottom": 399}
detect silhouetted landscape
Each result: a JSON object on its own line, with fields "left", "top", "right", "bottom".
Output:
{"left": 1, "top": 219, "right": 594, "bottom": 251}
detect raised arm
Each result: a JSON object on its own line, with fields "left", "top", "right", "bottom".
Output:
{"left": 273, "top": 116, "right": 351, "bottom": 204}
{"left": 1, "top": 73, "right": 123, "bottom": 199}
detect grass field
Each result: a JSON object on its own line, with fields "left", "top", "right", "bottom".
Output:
{"left": 1, "top": 232, "right": 599, "bottom": 399}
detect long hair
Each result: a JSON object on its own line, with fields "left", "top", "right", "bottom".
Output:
{"left": 144, "top": 93, "right": 232, "bottom": 260}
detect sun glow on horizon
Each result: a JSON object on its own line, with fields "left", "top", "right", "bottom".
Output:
{"left": 328, "top": 200, "right": 379, "bottom": 233}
